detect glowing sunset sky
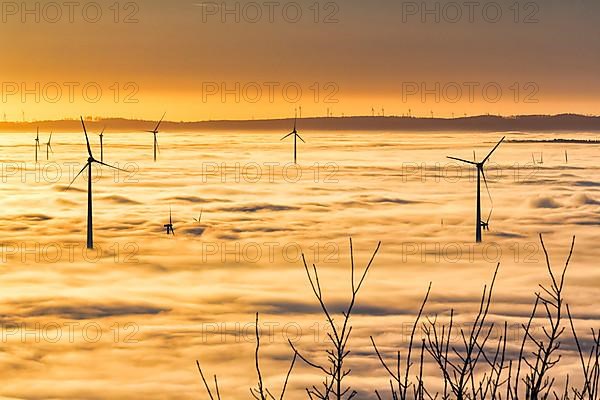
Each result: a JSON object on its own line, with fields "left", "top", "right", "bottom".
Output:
{"left": 1, "top": 0, "right": 599, "bottom": 121}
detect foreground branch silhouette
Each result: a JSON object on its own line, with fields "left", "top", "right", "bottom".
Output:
{"left": 290, "top": 238, "right": 381, "bottom": 400}
{"left": 196, "top": 312, "right": 297, "bottom": 400}
{"left": 195, "top": 235, "right": 600, "bottom": 400}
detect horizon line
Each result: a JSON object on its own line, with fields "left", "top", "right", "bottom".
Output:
{"left": 1, "top": 112, "right": 599, "bottom": 125}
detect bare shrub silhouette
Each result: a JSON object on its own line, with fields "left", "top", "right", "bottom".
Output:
{"left": 290, "top": 238, "right": 381, "bottom": 400}
{"left": 371, "top": 282, "right": 431, "bottom": 400}
{"left": 195, "top": 235, "right": 600, "bottom": 400}
{"left": 196, "top": 312, "right": 297, "bottom": 400}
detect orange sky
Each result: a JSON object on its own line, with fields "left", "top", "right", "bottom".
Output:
{"left": 1, "top": 0, "right": 599, "bottom": 121}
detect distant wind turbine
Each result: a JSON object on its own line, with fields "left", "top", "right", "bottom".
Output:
{"left": 66, "top": 117, "right": 127, "bottom": 249}
{"left": 34, "top": 128, "right": 41, "bottom": 162}
{"left": 99, "top": 127, "right": 106, "bottom": 162}
{"left": 193, "top": 208, "right": 203, "bottom": 224}
{"left": 45, "top": 132, "right": 53, "bottom": 160}
{"left": 447, "top": 137, "right": 505, "bottom": 243}
{"left": 147, "top": 112, "right": 166, "bottom": 162}
{"left": 165, "top": 207, "right": 175, "bottom": 235}
{"left": 281, "top": 111, "right": 305, "bottom": 164}
{"left": 565, "top": 150, "right": 568, "bottom": 164}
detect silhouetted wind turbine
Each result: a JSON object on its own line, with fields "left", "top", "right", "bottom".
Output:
{"left": 66, "top": 117, "right": 127, "bottom": 249}
{"left": 281, "top": 111, "right": 305, "bottom": 164}
{"left": 165, "top": 207, "right": 174, "bottom": 235}
{"left": 565, "top": 150, "right": 568, "bottom": 164}
{"left": 99, "top": 127, "right": 105, "bottom": 162}
{"left": 147, "top": 112, "right": 165, "bottom": 162}
{"left": 193, "top": 208, "right": 203, "bottom": 224}
{"left": 45, "top": 132, "right": 53, "bottom": 160}
{"left": 34, "top": 128, "right": 41, "bottom": 162}
{"left": 447, "top": 137, "right": 505, "bottom": 243}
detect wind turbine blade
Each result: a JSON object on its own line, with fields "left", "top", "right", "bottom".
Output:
{"left": 155, "top": 137, "right": 161, "bottom": 154}
{"left": 80, "top": 117, "right": 93, "bottom": 158}
{"left": 146, "top": 130, "right": 156, "bottom": 133}
{"left": 481, "top": 167, "right": 494, "bottom": 225}
{"left": 481, "top": 167, "right": 494, "bottom": 214}
{"left": 155, "top": 112, "right": 166, "bottom": 132}
{"left": 199, "top": 208, "right": 203, "bottom": 223}
{"left": 482, "top": 136, "right": 506, "bottom": 164}
{"left": 281, "top": 132, "right": 294, "bottom": 141}
{"left": 49, "top": 144, "right": 54, "bottom": 153}
{"left": 100, "top": 127, "right": 105, "bottom": 136}
{"left": 49, "top": 132, "right": 52, "bottom": 143}
{"left": 486, "top": 207, "right": 493, "bottom": 224}
{"left": 296, "top": 133, "right": 306, "bottom": 143}
{"left": 65, "top": 164, "right": 88, "bottom": 191}
{"left": 93, "top": 160, "right": 128, "bottom": 172}
{"left": 447, "top": 156, "right": 477, "bottom": 165}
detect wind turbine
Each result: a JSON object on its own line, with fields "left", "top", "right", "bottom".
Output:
{"left": 147, "top": 112, "right": 166, "bottom": 162}
{"left": 45, "top": 132, "right": 53, "bottom": 160}
{"left": 164, "top": 207, "right": 174, "bottom": 235}
{"left": 193, "top": 208, "right": 203, "bottom": 224}
{"left": 66, "top": 117, "right": 126, "bottom": 249}
{"left": 447, "top": 137, "right": 505, "bottom": 243}
{"left": 99, "top": 126, "right": 105, "bottom": 162}
{"left": 34, "top": 128, "right": 41, "bottom": 162}
{"left": 565, "top": 150, "right": 568, "bottom": 164}
{"left": 281, "top": 111, "right": 305, "bottom": 164}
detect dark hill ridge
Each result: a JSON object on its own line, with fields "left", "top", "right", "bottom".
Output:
{"left": 1, "top": 114, "right": 600, "bottom": 133}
